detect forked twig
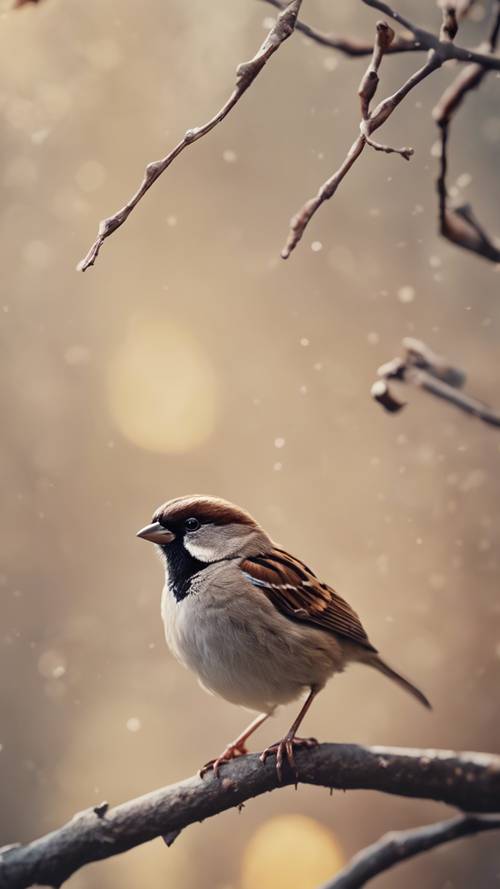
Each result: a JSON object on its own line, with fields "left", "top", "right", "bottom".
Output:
{"left": 261, "top": 0, "right": 420, "bottom": 57}
{"left": 372, "top": 337, "right": 500, "bottom": 428}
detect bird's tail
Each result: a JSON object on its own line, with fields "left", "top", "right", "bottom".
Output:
{"left": 367, "top": 654, "right": 432, "bottom": 710}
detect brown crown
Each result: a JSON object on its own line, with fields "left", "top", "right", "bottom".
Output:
{"left": 153, "top": 495, "right": 257, "bottom": 528}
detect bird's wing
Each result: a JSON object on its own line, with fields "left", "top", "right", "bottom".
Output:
{"left": 240, "top": 546, "right": 376, "bottom": 652}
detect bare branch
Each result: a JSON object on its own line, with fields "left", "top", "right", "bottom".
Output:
{"left": 261, "top": 0, "right": 420, "bottom": 56}
{"left": 319, "top": 814, "right": 500, "bottom": 889}
{"left": 281, "top": 0, "right": 500, "bottom": 258}
{"left": 372, "top": 337, "right": 500, "bottom": 428}
{"left": 281, "top": 22, "right": 438, "bottom": 258}
{"left": 0, "top": 744, "right": 499, "bottom": 889}
{"left": 77, "top": 0, "right": 303, "bottom": 271}
{"left": 433, "top": 1, "right": 500, "bottom": 263}
{"left": 363, "top": 0, "right": 500, "bottom": 68}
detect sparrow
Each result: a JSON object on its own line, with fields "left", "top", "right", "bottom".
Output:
{"left": 137, "top": 495, "right": 430, "bottom": 780}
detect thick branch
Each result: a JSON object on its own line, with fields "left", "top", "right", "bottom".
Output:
{"left": 77, "top": 0, "right": 303, "bottom": 270}
{"left": 1, "top": 744, "right": 499, "bottom": 889}
{"left": 320, "top": 814, "right": 500, "bottom": 889}
{"left": 372, "top": 337, "right": 500, "bottom": 428}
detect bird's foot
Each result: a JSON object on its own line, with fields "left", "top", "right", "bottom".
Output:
{"left": 260, "top": 735, "right": 318, "bottom": 783}
{"left": 199, "top": 740, "right": 249, "bottom": 779}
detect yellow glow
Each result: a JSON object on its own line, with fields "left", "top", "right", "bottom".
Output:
{"left": 241, "top": 814, "right": 345, "bottom": 889}
{"left": 107, "top": 319, "right": 217, "bottom": 454}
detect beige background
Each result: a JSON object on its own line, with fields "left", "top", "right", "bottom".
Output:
{"left": 0, "top": 1, "right": 499, "bottom": 887}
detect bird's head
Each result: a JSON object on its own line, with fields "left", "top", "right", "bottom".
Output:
{"left": 137, "top": 495, "right": 270, "bottom": 564}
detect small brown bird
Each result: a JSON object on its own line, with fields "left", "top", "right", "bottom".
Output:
{"left": 137, "top": 495, "right": 430, "bottom": 780}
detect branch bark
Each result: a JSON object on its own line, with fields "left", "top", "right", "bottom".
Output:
{"left": 433, "top": 0, "right": 500, "bottom": 263}
{"left": 372, "top": 337, "right": 500, "bottom": 428}
{"left": 319, "top": 814, "right": 500, "bottom": 889}
{"left": 281, "top": 0, "right": 500, "bottom": 258}
{"left": 261, "top": 0, "right": 421, "bottom": 57}
{"left": 77, "top": 0, "right": 303, "bottom": 271}
{"left": 0, "top": 744, "right": 499, "bottom": 889}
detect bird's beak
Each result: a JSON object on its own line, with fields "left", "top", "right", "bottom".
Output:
{"left": 136, "top": 522, "right": 175, "bottom": 545}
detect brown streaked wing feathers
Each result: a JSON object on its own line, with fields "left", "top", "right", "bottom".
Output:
{"left": 241, "top": 547, "right": 376, "bottom": 652}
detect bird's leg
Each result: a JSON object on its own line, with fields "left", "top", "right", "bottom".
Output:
{"left": 200, "top": 712, "right": 270, "bottom": 778}
{"left": 260, "top": 687, "right": 319, "bottom": 782}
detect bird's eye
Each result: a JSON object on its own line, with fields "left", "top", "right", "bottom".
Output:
{"left": 184, "top": 517, "right": 200, "bottom": 532}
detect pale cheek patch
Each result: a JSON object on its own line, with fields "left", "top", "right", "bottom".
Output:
{"left": 183, "top": 538, "right": 217, "bottom": 563}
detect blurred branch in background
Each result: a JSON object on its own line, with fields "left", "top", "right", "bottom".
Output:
{"left": 434, "top": 0, "right": 500, "bottom": 263}
{"left": 0, "top": 743, "right": 499, "bottom": 889}
{"left": 76, "top": 0, "right": 303, "bottom": 271}
{"left": 281, "top": 0, "right": 500, "bottom": 257}
{"left": 319, "top": 814, "right": 500, "bottom": 889}
{"left": 371, "top": 337, "right": 500, "bottom": 428}
{"left": 65, "top": 0, "right": 500, "bottom": 268}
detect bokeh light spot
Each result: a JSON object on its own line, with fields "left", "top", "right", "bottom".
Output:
{"left": 107, "top": 319, "right": 217, "bottom": 454}
{"left": 241, "top": 814, "right": 344, "bottom": 889}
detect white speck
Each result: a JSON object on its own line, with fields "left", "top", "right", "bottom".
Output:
{"left": 38, "top": 650, "right": 66, "bottom": 679}
{"left": 274, "top": 437, "right": 285, "bottom": 449}
{"left": 262, "top": 16, "right": 275, "bottom": 29}
{"left": 397, "top": 285, "right": 415, "bottom": 303}
{"left": 126, "top": 717, "right": 141, "bottom": 733}
{"left": 273, "top": 462, "right": 283, "bottom": 472}
{"left": 31, "top": 128, "right": 50, "bottom": 145}
{"left": 311, "top": 241, "right": 323, "bottom": 252}
{"left": 456, "top": 172, "right": 472, "bottom": 189}
{"left": 367, "top": 331, "right": 379, "bottom": 345}
{"left": 429, "top": 255, "right": 441, "bottom": 268}
{"left": 460, "top": 469, "right": 486, "bottom": 492}
{"left": 412, "top": 204, "right": 424, "bottom": 215}
{"left": 323, "top": 56, "right": 338, "bottom": 72}
{"left": 300, "top": 337, "right": 310, "bottom": 347}
{"left": 430, "top": 140, "right": 442, "bottom": 158}
{"left": 222, "top": 149, "right": 237, "bottom": 164}
{"left": 313, "top": 362, "right": 323, "bottom": 371}
{"left": 299, "top": 385, "right": 308, "bottom": 395}
{"left": 166, "top": 215, "right": 177, "bottom": 227}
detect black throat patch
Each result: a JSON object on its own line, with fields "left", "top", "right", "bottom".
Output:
{"left": 161, "top": 536, "right": 208, "bottom": 602}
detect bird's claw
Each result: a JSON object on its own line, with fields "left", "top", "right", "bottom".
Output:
{"left": 260, "top": 735, "right": 318, "bottom": 782}
{"left": 199, "top": 741, "right": 249, "bottom": 779}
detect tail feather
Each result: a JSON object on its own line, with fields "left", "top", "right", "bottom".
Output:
{"left": 368, "top": 655, "right": 432, "bottom": 710}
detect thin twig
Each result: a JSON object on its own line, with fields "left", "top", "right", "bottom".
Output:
{"left": 281, "top": 13, "right": 441, "bottom": 258}
{"left": 260, "top": 0, "right": 420, "bottom": 56}
{"left": 1, "top": 744, "right": 499, "bottom": 889}
{"left": 319, "top": 814, "right": 500, "bottom": 889}
{"left": 372, "top": 337, "right": 500, "bottom": 428}
{"left": 433, "top": 0, "right": 500, "bottom": 263}
{"left": 77, "top": 0, "right": 303, "bottom": 271}
{"left": 363, "top": 0, "right": 500, "bottom": 68}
